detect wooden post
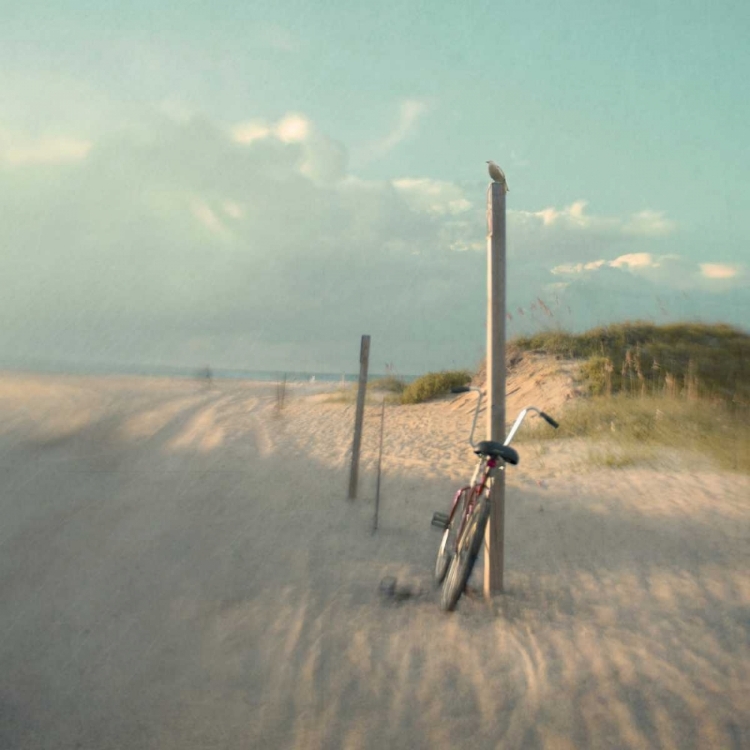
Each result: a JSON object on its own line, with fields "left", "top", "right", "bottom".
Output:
{"left": 348, "top": 334, "right": 371, "bottom": 500}
{"left": 372, "top": 397, "right": 386, "bottom": 532}
{"left": 484, "top": 181, "right": 507, "bottom": 596}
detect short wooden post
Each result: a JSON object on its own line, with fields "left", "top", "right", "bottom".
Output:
{"left": 484, "top": 181, "right": 507, "bottom": 596}
{"left": 348, "top": 335, "right": 371, "bottom": 500}
{"left": 372, "top": 397, "right": 386, "bottom": 532}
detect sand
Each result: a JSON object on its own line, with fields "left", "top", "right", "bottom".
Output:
{"left": 0, "top": 370, "right": 748, "bottom": 749}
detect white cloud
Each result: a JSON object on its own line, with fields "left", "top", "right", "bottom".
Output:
{"left": 159, "top": 98, "right": 195, "bottom": 123}
{"left": 536, "top": 207, "right": 561, "bottom": 226}
{"left": 1, "top": 134, "right": 92, "bottom": 165}
{"left": 554, "top": 253, "right": 676, "bottom": 277}
{"left": 359, "top": 99, "right": 429, "bottom": 163}
{"left": 700, "top": 263, "right": 740, "bottom": 280}
{"left": 0, "top": 112, "right": 744, "bottom": 375}
{"left": 610, "top": 252, "right": 658, "bottom": 269}
{"left": 514, "top": 201, "right": 676, "bottom": 238}
{"left": 231, "top": 113, "right": 344, "bottom": 183}
{"left": 231, "top": 120, "right": 272, "bottom": 144}
{"left": 190, "top": 200, "right": 229, "bottom": 238}
{"left": 274, "top": 113, "right": 310, "bottom": 144}
{"left": 516, "top": 200, "right": 615, "bottom": 231}
{"left": 622, "top": 210, "right": 677, "bottom": 237}
{"left": 222, "top": 201, "right": 244, "bottom": 220}
{"left": 298, "top": 131, "right": 347, "bottom": 183}
{"left": 449, "top": 239, "right": 485, "bottom": 252}
{"left": 393, "top": 178, "right": 473, "bottom": 215}
{"left": 551, "top": 260, "right": 607, "bottom": 275}
{"left": 552, "top": 252, "right": 747, "bottom": 307}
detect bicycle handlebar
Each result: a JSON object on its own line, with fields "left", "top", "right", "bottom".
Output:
{"left": 452, "top": 386, "right": 559, "bottom": 447}
{"left": 539, "top": 411, "right": 559, "bottom": 429}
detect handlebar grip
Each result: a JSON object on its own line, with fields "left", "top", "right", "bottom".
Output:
{"left": 451, "top": 386, "right": 471, "bottom": 394}
{"left": 540, "top": 411, "right": 559, "bottom": 429}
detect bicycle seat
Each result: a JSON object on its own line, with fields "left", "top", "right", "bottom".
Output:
{"left": 474, "top": 441, "right": 519, "bottom": 465}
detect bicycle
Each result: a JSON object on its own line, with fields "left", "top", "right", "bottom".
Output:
{"left": 431, "top": 386, "right": 559, "bottom": 611}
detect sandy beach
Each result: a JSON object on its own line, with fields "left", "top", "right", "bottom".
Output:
{"left": 1, "top": 370, "right": 748, "bottom": 749}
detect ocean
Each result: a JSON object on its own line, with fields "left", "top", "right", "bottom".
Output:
{"left": 0, "top": 358, "right": 416, "bottom": 384}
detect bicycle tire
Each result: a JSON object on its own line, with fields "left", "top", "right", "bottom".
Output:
{"left": 439, "top": 495, "right": 490, "bottom": 612}
{"left": 434, "top": 488, "right": 471, "bottom": 584}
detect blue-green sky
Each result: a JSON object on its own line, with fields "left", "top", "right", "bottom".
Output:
{"left": 2, "top": 0, "right": 748, "bottom": 373}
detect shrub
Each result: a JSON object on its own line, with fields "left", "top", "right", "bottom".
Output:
{"left": 400, "top": 370, "right": 472, "bottom": 405}
{"left": 369, "top": 376, "right": 407, "bottom": 394}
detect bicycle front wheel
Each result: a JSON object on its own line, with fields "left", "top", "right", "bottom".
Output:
{"left": 439, "top": 495, "right": 490, "bottom": 612}
{"left": 434, "top": 488, "right": 471, "bottom": 584}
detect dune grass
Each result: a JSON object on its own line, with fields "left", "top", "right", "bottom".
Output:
{"left": 369, "top": 375, "right": 407, "bottom": 394}
{"left": 325, "top": 322, "right": 750, "bottom": 470}
{"left": 490, "top": 322, "right": 750, "bottom": 472}
{"left": 326, "top": 370, "right": 470, "bottom": 405}
{"left": 324, "top": 374, "right": 408, "bottom": 405}
{"left": 399, "top": 370, "right": 472, "bottom": 405}
{"left": 513, "top": 321, "right": 750, "bottom": 405}
{"left": 522, "top": 393, "right": 750, "bottom": 472}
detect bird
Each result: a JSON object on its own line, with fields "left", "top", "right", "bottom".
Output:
{"left": 487, "top": 160, "right": 509, "bottom": 193}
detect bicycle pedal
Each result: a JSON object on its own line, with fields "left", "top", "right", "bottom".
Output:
{"left": 431, "top": 512, "right": 450, "bottom": 530}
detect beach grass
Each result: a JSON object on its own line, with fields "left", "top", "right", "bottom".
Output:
{"left": 399, "top": 370, "right": 472, "bottom": 405}
{"left": 521, "top": 392, "right": 750, "bottom": 472}
{"left": 470, "top": 321, "right": 750, "bottom": 472}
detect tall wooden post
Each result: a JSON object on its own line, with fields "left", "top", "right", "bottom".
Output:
{"left": 484, "top": 182, "right": 507, "bottom": 596}
{"left": 348, "top": 334, "right": 371, "bottom": 500}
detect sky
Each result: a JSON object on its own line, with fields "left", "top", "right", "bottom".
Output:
{"left": 1, "top": 0, "right": 748, "bottom": 374}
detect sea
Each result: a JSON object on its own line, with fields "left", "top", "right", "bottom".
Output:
{"left": 0, "top": 359, "right": 416, "bottom": 384}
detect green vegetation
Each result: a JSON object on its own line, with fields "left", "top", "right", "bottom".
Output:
{"left": 324, "top": 385, "right": 399, "bottom": 405}
{"left": 323, "top": 375, "right": 407, "bottom": 405}
{"left": 369, "top": 375, "right": 407, "bottom": 394}
{"left": 523, "top": 393, "right": 749, "bottom": 472}
{"left": 505, "top": 322, "right": 750, "bottom": 472}
{"left": 328, "top": 322, "right": 750, "bottom": 471}
{"left": 399, "top": 370, "right": 472, "bottom": 405}
{"left": 514, "top": 321, "right": 750, "bottom": 404}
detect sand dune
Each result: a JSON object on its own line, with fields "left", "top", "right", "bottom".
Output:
{"left": 0, "top": 372, "right": 747, "bottom": 749}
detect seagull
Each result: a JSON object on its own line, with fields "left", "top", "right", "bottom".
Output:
{"left": 487, "top": 160, "right": 509, "bottom": 193}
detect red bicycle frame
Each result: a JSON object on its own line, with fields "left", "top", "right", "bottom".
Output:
{"left": 445, "top": 455, "right": 499, "bottom": 551}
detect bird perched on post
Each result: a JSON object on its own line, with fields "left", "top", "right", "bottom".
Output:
{"left": 487, "top": 161, "right": 509, "bottom": 193}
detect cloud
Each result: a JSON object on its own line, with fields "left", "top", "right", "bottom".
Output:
{"left": 551, "top": 260, "right": 608, "bottom": 275}
{"left": 545, "top": 253, "right": 748, "bottom": 332}
{"left": 622, "top": 210, "right": 677, "bottom": 237}
{"left": 0, "top": 134, "right": 92, "bottom": 165}
{"left": 392, "top": 178, "right": 473, "bottom": 215}
{"left": 0, "top": 114, "right": 455, "bottom": 370}
{"left": 274, "top": 114, "right": 310, "bottom": 144}
{"left": 231, "top": 113, "right": 345, "bottom": 183}
{"left": 609, "top": 252, "right": 659, "bottom": 269}
{"left": 553, "top": 253, "right": 745, "bottom": 290}
{"left": 190, "top": 199, "right": 231, "bottom": 239}
{"left": 700, "top": 263, "right": 740, "bottom": 280}
{"left": 231, "top": 113, "right": 313, "bottom": 146}
{"left": 231, "top": 120, "right": 272, "bottom": 144}
{"left": 538, "top": 261, "right": 750, "bottom": 336}
{"left": 359, "top": 99, "right": 428, "bottom": 163}
{"left": 222, "top": 201, "right": 244, "bottom": 220}
{"left": 0, "top": 112, "right": 744, "bottom": 374}
{"left": 514, "top": 201, "right": 676, "bottom": 238}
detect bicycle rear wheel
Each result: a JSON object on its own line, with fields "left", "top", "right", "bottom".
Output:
{"left": 434, "top": 488, "right": 471, "bottom": 584}
{"left": 439, "top": 494, "right": 490, "bottom": 612}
